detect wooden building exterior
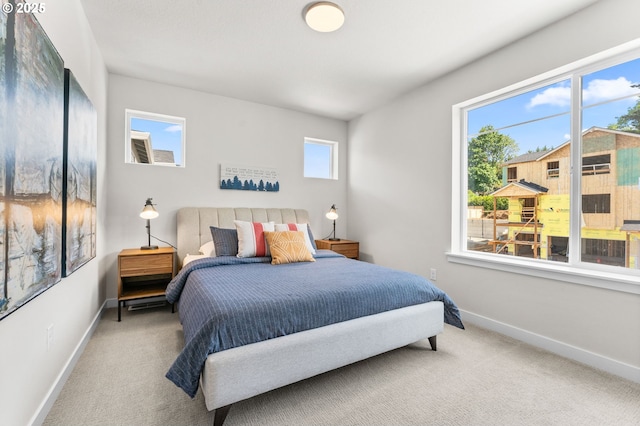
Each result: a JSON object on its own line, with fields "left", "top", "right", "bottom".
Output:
{"left": 487, "top": 127, "right": 640, "bottom": 268}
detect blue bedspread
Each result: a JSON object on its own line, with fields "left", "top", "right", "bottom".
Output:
{"left": 165, "top": 251, "right": 464, "bottom": 397}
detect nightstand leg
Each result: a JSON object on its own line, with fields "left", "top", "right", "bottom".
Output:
{"left": 118, "top": 301, "right": 122, "bottom": 322}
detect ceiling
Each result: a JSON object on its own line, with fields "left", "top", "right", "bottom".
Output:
{"left": 80, "top": 0, "right": 598, "bottom": 121}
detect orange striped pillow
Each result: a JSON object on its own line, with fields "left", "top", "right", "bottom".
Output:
{"left": 264, "top": 231, "right": 315, "bottom": 265}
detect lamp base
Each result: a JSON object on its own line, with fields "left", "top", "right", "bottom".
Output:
{"left": 140, "top": 245, "right": 159, "bottom": 250}
{"left": 328, "top": 238, "right": 341, "bottom": 241}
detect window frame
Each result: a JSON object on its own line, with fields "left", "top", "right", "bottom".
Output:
{"left": 125, "top": 109, "right": 186, "bottom": 168}
{"left": 546, "top": 161, "right": 560, "bottom": 179}
{"left": 582, "top": 154, "right": 611, "bottom": 175}
{"left": 449, "top": 39, "right": 640, "bottom": 296}
{"left": 303, "top": 137, "right": 339, "bottom": 180}
{"left": 582, "top": 194, "right": 611, "bottom": 214}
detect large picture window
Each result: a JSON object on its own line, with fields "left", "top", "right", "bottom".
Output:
{"left": 452, "top": 42, "right": 640, "bottom": 290}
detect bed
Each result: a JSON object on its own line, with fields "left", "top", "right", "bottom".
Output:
{"left": 166, "top": 207, "right": 464, "bottom": 425}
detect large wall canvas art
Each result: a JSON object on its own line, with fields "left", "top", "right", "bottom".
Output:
{"left": 62, "top": 69, "right": 97, "bottom": 277}
{"left": 0, "top": 3, "right": 65, "bottom": 319}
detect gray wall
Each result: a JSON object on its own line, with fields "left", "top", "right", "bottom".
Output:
{"left": 105, "top": 74, "right": 349, "bottom": 300}
{"left": 348, "top": 0, "right": 640, "bottom": 379}
{"left": 0, "top": 2, "right": 109, "bottom": 424}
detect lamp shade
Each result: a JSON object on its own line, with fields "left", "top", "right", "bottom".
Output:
{"left": 140, "top": 198, "right": 159, "bottom": 220}
{"left": 326, "top": 204, "right": 339, "bottom": 220}
{"left": 305, "top": 2, "right": 344, "bottom": 32}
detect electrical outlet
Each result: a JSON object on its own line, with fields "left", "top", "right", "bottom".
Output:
{"left": 430, "top": 268, "right": 437, "bottom": 281}
{"left": 47, "top": 324, "right": 54, "bottom": 350}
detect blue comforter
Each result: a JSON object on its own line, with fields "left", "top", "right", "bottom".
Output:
{"left": 165, "top": 251, "right": 464, "bottom": 397}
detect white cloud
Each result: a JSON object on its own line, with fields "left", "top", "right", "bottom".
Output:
{"left": 527, "top": 77, "right": 638, "bottom": 108}
{"left": 164, "top": 124, "right": 182, "bottom": 133}
{"left": 528, "top": 86, "right": 570, "bottom": 108}
{"left": 582, "top": 77, "right": 637, "bottom": 103}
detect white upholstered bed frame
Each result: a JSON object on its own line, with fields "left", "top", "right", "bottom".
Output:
{"left": 176, "top": 207, "right": 444, "bottom": 425}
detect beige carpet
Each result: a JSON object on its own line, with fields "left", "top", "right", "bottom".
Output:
{"left": 43, "top": 306, "right": 640, "bottom": 425}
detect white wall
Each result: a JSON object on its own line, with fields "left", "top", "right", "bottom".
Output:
{"left": 348, "top": 0, "right": 640, "bottom": 379}
{"left": 0, "top": 2, "right": 108, "bottom": 425}
{"left": 105, "top": 74, "right": 348, "bottom": 300}
{"left": 6, "top": 1, "right": 639, "bottom": 423}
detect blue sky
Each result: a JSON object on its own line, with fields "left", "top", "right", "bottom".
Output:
{"left": 304, "top": 141, "right": 332, "bottom": 178}
{"left": 468, "top": 58, "right": 640, "bottom": 154}
{"left": 131, "top": 117, "right": 183, "bottom": 165}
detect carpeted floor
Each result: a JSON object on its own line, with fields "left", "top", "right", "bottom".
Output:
{"left": 43, "top": 305, "right": 640, "bottom": 425}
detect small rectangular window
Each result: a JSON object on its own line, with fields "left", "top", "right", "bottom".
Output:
{"left": 304, "top": 138, "right": 338, "bottom": 180}
{"left": 507, "top": 167, "right": 517, "bottom": 182}
{"left": 125, "top": 109, "right": 186, "bottom": 167}
{"left": 582, "top": 194, "right": 610, "bottom": 213}
{"left": 582, "top": 154, "right": 610, "bottom": 175}
{"left": 547, "top": 161, "right": 559, "bottom": 178}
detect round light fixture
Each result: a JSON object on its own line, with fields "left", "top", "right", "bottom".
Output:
{"left": 304, "top": 2, "right": 344, "bottom": 33}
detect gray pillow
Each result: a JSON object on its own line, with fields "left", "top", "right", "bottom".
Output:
{"left": 210, "top": 227, "right": 238, "bottom": 256}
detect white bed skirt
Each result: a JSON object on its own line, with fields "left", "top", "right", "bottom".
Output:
{"left": 200, "top": 301, "right": 444, "bottom": 410}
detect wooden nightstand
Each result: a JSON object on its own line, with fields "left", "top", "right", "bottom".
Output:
{"left": 315, "top": 239, "right": 359, "bottom": 260}
{"left": 117, "top": 247, "right": 176, "bottom": 321}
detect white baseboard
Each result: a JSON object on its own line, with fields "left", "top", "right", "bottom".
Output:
{"left": 30, "top": 300, "right": 107, "bottom": 426}
{"left": 460, "top": 309, "right": 640, "bottom": 384}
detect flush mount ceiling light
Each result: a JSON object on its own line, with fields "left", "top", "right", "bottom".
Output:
{"left": 304, "top": 2, "right": 345, "bottom": 32}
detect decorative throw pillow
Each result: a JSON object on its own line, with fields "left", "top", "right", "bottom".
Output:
{"left": 264, "top": 231, "right": 316, "bottom": 265}
{"left": 199, "top": 240, "right": 216, "bottom": 257}
{"left": 210, "top": 227, "right": 238, "bottom": 256}
{"left": 307, "top": 226, "right": 318, "bottom": 251}
{"left": 234, "top": 220, "right": 275, "bottom": 257}
{"left": 183, "top": 253, "right": 208, "bottom": 267}
{"left": 274, "top": 223, "right": 316, "bottom": 254}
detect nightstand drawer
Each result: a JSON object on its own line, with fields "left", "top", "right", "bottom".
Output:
{"left": 120, "top": 253, "right": 173, "bottom": 276}
{"left": 315, "top": 239, "right": 359, "bottom": 260}
{"left": 333, "top": 243, "right": 359, "bottom": 258}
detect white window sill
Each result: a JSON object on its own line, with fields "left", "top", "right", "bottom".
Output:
{"left": 446, "top": 251, "right": 640, "bottom": 295}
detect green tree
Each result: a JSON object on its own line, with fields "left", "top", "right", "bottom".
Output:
{"left": 527, "top": 145, "right": 553, "bottom": 154}
{"left": 468, "top": 191, "right": 509, "bottom": 211}
{"left": 608, "top": 83, "right": 640, "bottom": 133}
{"left": 468, "top": 125, "right": 518, "bottom": 194}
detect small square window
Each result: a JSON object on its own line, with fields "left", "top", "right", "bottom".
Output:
{"left": 304, "top": 138, "right": 338, "bottom": 179}
{"left": 547, "top": 161, "right": 559, "bottom": 178}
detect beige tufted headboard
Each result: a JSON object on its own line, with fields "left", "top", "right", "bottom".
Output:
{"left": 176, "top": 207, "right": 311, "bottom": 265}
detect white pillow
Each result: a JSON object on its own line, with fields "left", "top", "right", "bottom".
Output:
{"left": 199, "top": 240, "right": 216, "bottom": 257}
{"left": 234, "top": 220, "right": 275, "bottom": 257}
{"left": 274, "top": 223, "right": 316, "bottom": 254}
{"left": 183, "top": 253, "right": 208, "bottom": 267}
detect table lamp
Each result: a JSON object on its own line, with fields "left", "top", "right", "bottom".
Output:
{"left": 140, "top": 197, "right": 159, "bottom": 250}
{"left": 326, "top": 204, "right": 340, "bottom": 241}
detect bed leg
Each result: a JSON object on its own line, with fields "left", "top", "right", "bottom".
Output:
{"left": 213, "top": 404, "right": 232, "bottom": 426}
{"left": 428, "top": 335, "right": 437, "bottom": 351}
